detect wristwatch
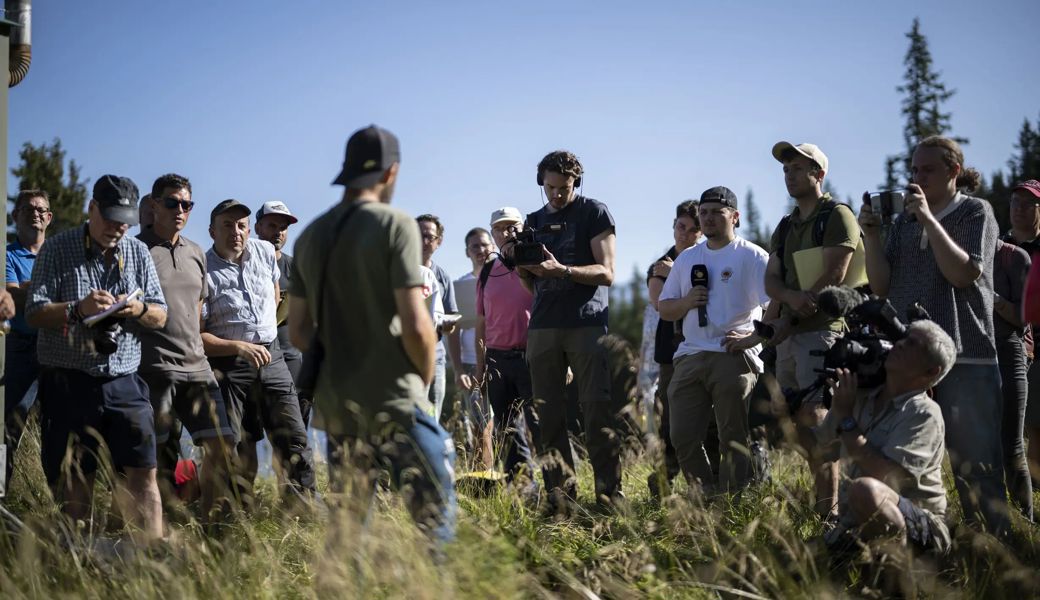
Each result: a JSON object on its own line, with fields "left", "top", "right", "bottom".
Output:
{"left": 563, "top": 266, "right": 573, "bottom": 280}
{"left": 837, "top": 416, "right": 858, "bottom": 436}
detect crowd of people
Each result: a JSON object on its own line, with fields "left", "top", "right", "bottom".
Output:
{"left": 1, "top": 124, "right": 1038, "bottom": 562}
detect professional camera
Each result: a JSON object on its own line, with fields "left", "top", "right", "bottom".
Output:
{"left": 783, "top": 285, "right": 929, "bottom": 411}
{"left": 509, "top": 223, "right": 568, "bottom": 267}
{"left": 91, "top": 316, "right": 123, "bottom": 355}
{"left": 864, "top": 190, "right": 907, "bottom": 225}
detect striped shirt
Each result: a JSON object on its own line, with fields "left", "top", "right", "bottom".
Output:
{"left": 885, "top": 193, "right": 997, "bottom": 362}
{"left": 203, "top": 237, "right": 279, "bottom": 344}
{"left": 26, "top": 224, "right": 167, "bottom": 376}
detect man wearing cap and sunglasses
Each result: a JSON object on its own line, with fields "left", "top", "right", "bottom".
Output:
{"left": 26, "top": 174, "right": 168, "bottom": 542}
{"left": 763, "top": 141, "right": 863, "bottom": 519}
{"left": 137, "top": 173, "right": 236, "bottom": 524}
{"left": 288, "top": 124, "right": 456, "bottom": 544}
{"left": 201, "top": 199, "right": 316, "bottom": 510}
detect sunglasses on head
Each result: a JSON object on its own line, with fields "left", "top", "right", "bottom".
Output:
{"left": 162, "top": 197, "right": 194, "bottom": 211}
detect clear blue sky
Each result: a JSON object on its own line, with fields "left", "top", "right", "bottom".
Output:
{"left": 9, "top": 1, "right": 1040, "bottom": 281}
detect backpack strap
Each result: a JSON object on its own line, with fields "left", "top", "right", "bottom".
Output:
{"left": 775, "top": 214, "right": 793, "bottom": 282}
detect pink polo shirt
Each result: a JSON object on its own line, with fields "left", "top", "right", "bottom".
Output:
{"left": 476, "top": 260, "right": 533, "bottom": 350}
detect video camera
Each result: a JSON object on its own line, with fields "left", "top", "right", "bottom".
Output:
{"left": 755, "top": 285, "right": 929, "bottom": 412}
{"left": 864, "top": 190, "right": 907, "bottom": 225}
{"left": 508, "top": 222, "right": 568, "bottom": 266}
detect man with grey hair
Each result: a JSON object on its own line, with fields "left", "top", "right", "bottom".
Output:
{"left": 816, "top": 320, "right": 957, "bottom": 555}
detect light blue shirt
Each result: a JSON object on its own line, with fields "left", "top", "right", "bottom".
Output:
{"left": 6, "top": 239, "right": 37, "bottom": 335}
{"left": 203, "top": 237, "right": 280, "bottom": 344}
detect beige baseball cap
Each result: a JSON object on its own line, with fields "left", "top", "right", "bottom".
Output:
{"left": 772, "top": 141, "right": 829, "bottom": 173}
{"left": 490, "top": 206, "right": 523, "bottom": 226}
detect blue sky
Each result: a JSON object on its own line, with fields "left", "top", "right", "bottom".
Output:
{"left": 9, "top": 1, "right": 1039, "bottom": 281}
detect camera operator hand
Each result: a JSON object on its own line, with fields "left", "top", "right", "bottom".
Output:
{"left": 519, "top": 246, "right": 567, "bottom": 279}
{"left": 651, "top": 257, "right": 673, "bottom": 279}
{"left": 903, "top": 183, "right": 932, "bottom": 223}
{"left": 236, "top": 341, "right": 272, "bottom": 368}
{"left": 826, "top": 367, "right": 858, "bottom": 421}
{"left": 78, "top": 289, "right": 117, "bottom": 316}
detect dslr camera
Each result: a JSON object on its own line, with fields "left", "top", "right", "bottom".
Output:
{"left": 91, "top": 316, "right": 123, "bottom": 355}
{"left": 864, "top": 190, "right": 907, "bottom": 225}
{"left": 508, "top": 223, "right": 568, "bottom": 266}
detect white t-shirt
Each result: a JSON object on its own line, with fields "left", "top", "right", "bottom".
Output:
{"left": 455, "top": 272, "right": 477, "bottom": 365}
{"left": 659, "top": 236, "right": 770, "bottom": 369}
{"left": 420, "top": 265, "right": 445, "bottom": 328}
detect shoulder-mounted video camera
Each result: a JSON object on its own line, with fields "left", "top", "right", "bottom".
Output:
{"left": 506, "top": 223, "right": 568, "bottom": 267}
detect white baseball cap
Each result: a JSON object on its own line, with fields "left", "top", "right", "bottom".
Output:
{"left": 771, "top": 141, "right": 829, "bottom": 174}
{"left": 256, "top": 200, "right": 298, "bottom": 224}
{"left": 490, "top": 206, "right": 523, "bottom": 227}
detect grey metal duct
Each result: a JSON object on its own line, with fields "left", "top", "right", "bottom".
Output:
{"left": 7, "top": 0, "right": 29, "bottom": 87}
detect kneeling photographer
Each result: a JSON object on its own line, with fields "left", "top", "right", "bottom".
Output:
{"left": 815, "top": 317, "right": 956, "bottom": 556}
{"left": 25, "top": 175, "right": 168, "bottom": 543}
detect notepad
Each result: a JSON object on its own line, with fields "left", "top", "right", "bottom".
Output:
{"left": 792, "top": 248, "right": 867, "bottom": 291}
{"left": 83, "top": 288, "right": 144, "bottom": 326}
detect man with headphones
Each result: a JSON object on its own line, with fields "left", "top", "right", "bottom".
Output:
{"left": 514, "top": 149, "right": 622, "bottom": 513}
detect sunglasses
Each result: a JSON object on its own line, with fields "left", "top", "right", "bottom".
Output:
{"left": 162, "top": 197, "right": 195, "bottom": 212}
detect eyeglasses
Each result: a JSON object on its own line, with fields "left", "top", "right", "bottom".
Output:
{"left": 162, "top": 197, "right": 195, "bottom": 212}
{"left": 421, "top": 233, "right": 441, "bottom": 242}
{"left": 25, "top": 206, "right": 51, "bottom": 215}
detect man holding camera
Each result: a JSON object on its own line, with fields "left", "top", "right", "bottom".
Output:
{"left": 658, "top": 186, "right": 770, "bottom": 493}
{"left": 201, "top": 199, "right": 315, "bottom": 509}
{"left": 137, "top": 173, "right": 235, "bottom": 524}
{"left": 817, "top": 320, "right": 956, "bottom": 555}
{"left": 764, "top": 141, "right": 863, "bottom": 518}
{"left": 517, "top": 150, "right": 622, "bottom": 510}
{"left": 26, "top": 175, "right": 167, "bottom": 542}
{"left": 288, "top": 125, "right": 456, "bottom": 543}
{"left": 860, "top": 135, "right": 1008, "bottom": 535}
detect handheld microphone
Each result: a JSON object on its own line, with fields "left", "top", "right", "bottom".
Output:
{"left": 691, "top": 264, "right": 708, "bottom": 327}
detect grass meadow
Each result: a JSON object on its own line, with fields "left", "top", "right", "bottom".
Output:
{"left": 2, "top": 410, "right": 1040, "bottom": 600}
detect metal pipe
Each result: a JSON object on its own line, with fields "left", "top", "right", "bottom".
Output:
{"left": 6, "top": 0, "right": 29, "bottom": 87}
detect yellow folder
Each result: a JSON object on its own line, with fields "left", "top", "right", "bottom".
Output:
{"left": 792, "top": 246, "right": 868, "bottom": 290}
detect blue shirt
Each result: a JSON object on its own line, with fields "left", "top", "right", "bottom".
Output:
{"left": 6, "top": 240, "right": 37, "bottom": 335}
{"left": 203, "top": 238, "right": 280, "bottom": 344}
{"left": 26, "top": 225, "right": 167, "bottom": 377}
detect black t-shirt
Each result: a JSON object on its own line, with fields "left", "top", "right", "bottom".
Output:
{"left": 647, "top": 246, "right": 682, "bottom": 364}
{"left": 526, "top": 195, "right": 615, "bottom": 329}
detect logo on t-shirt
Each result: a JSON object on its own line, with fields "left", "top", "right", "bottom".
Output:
{"left": 721, "top": 267, "right": 734, "bottom": 283}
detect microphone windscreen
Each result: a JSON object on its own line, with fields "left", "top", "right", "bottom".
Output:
{"left": 817, "top": 285, "right": 863, "bottom": 318}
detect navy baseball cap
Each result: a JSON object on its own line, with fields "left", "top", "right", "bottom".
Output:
{"left": 332, "top": 125, "right": 401, "bottom": 189}
{"left": 93, "top": 175, "right": 140, "bottom": 226}
{"left": 699, "top": 186, "right": 738, "bottom": 209}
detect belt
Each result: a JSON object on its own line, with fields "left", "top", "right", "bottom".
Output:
{"left": 486, "top": 347, "right": 526, "bottom": 358}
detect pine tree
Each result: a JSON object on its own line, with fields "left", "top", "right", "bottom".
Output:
{"left": 608, "top": 266, "right": 649, "bottom": 350}
{"left": 8, "top": 138, "right": 89, "bottom": 235}
{"left": 883, "top": 18, "right": 965, "bottom": 187}
{"left": 742, "top": 187, "right": 770, "bottom": 249}
{"left": 1009, "top": 116, "right": 1040, "bottom": 182}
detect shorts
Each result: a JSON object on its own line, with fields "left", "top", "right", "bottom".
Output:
{"left": 140, "top": 369, "right": 235, "bottom": 445}
{"left": 897, "top": 496, "right": 951, "bottom": 554}
{"left": 38, "top": 367, "right": 156, "bottom": 486}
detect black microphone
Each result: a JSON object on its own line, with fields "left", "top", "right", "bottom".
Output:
{"left": 691, "top": 264, "right": 708, "bottom": 327}
{"left": 817, "top": 285, "right": 865, "bottom": 319}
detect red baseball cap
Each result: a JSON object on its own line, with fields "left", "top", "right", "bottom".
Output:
{"left": 1014, "top": 180, "right": 1040, "bottom": 199}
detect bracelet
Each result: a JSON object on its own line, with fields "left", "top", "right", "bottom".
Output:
{"left": 137, "top": 302, "right": 148, "bottom": 319}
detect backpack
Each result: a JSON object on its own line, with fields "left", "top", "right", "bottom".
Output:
{"left": 774, "top": 199, "right": 849, "bottom": 283}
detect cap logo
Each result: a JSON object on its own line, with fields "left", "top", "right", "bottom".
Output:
{"left": 119, "top": 197, "right": 130, "bottom": 206}
{"left": 363, "top": 159, "right": 377, "bottom": 169}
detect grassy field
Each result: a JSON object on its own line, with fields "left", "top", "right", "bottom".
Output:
{"left": 2, "top": 418, "right": 1040, "bottom": 599}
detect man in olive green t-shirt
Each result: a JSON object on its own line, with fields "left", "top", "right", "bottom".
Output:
{"left": 763, "top": 141, "right": 863, "bottom": 520}
{"left": 287, "top": 125, "right": 456, "bottom": 544}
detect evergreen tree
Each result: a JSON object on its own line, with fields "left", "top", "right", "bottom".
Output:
{"left": 742, "top": 187, "right": 770, "bottom": 249}
{"left": 883, "top": 18, "right": 965, "bottom": 188}
{"left": 1009, "top": 116, "right": 1040, "bottom": 182}
{"left": 8, "top": 138, "right": 89, "bottom": 235}
{"left": 608, "top": 266, "right": 648, "bottom": 349}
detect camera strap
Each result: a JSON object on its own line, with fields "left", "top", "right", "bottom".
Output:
{"left": 312, "top": 202, "right": 365, "bottom": 333}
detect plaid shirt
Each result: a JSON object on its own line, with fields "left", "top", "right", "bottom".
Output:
{"left": 26, "top": 225, "right": 167, "bottom": 377}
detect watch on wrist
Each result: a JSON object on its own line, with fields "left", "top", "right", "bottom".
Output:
{"left": 837, "top": 416, "right": 858, "bottom": 436}
{"left": 563, "top": 266, "right": 573, "bottom": 280}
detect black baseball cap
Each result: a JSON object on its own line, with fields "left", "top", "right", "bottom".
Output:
{"left": 332, "top": 125, "right": 401, "bottom": 189}
{"left": 699, "top": 186, "right": 738, "bottom": 209}
{"left": 93, "top": 174, "right": 140, "bottom": 226}
{"left": 210, "top": 198, "right": 251, "bottom": 224}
